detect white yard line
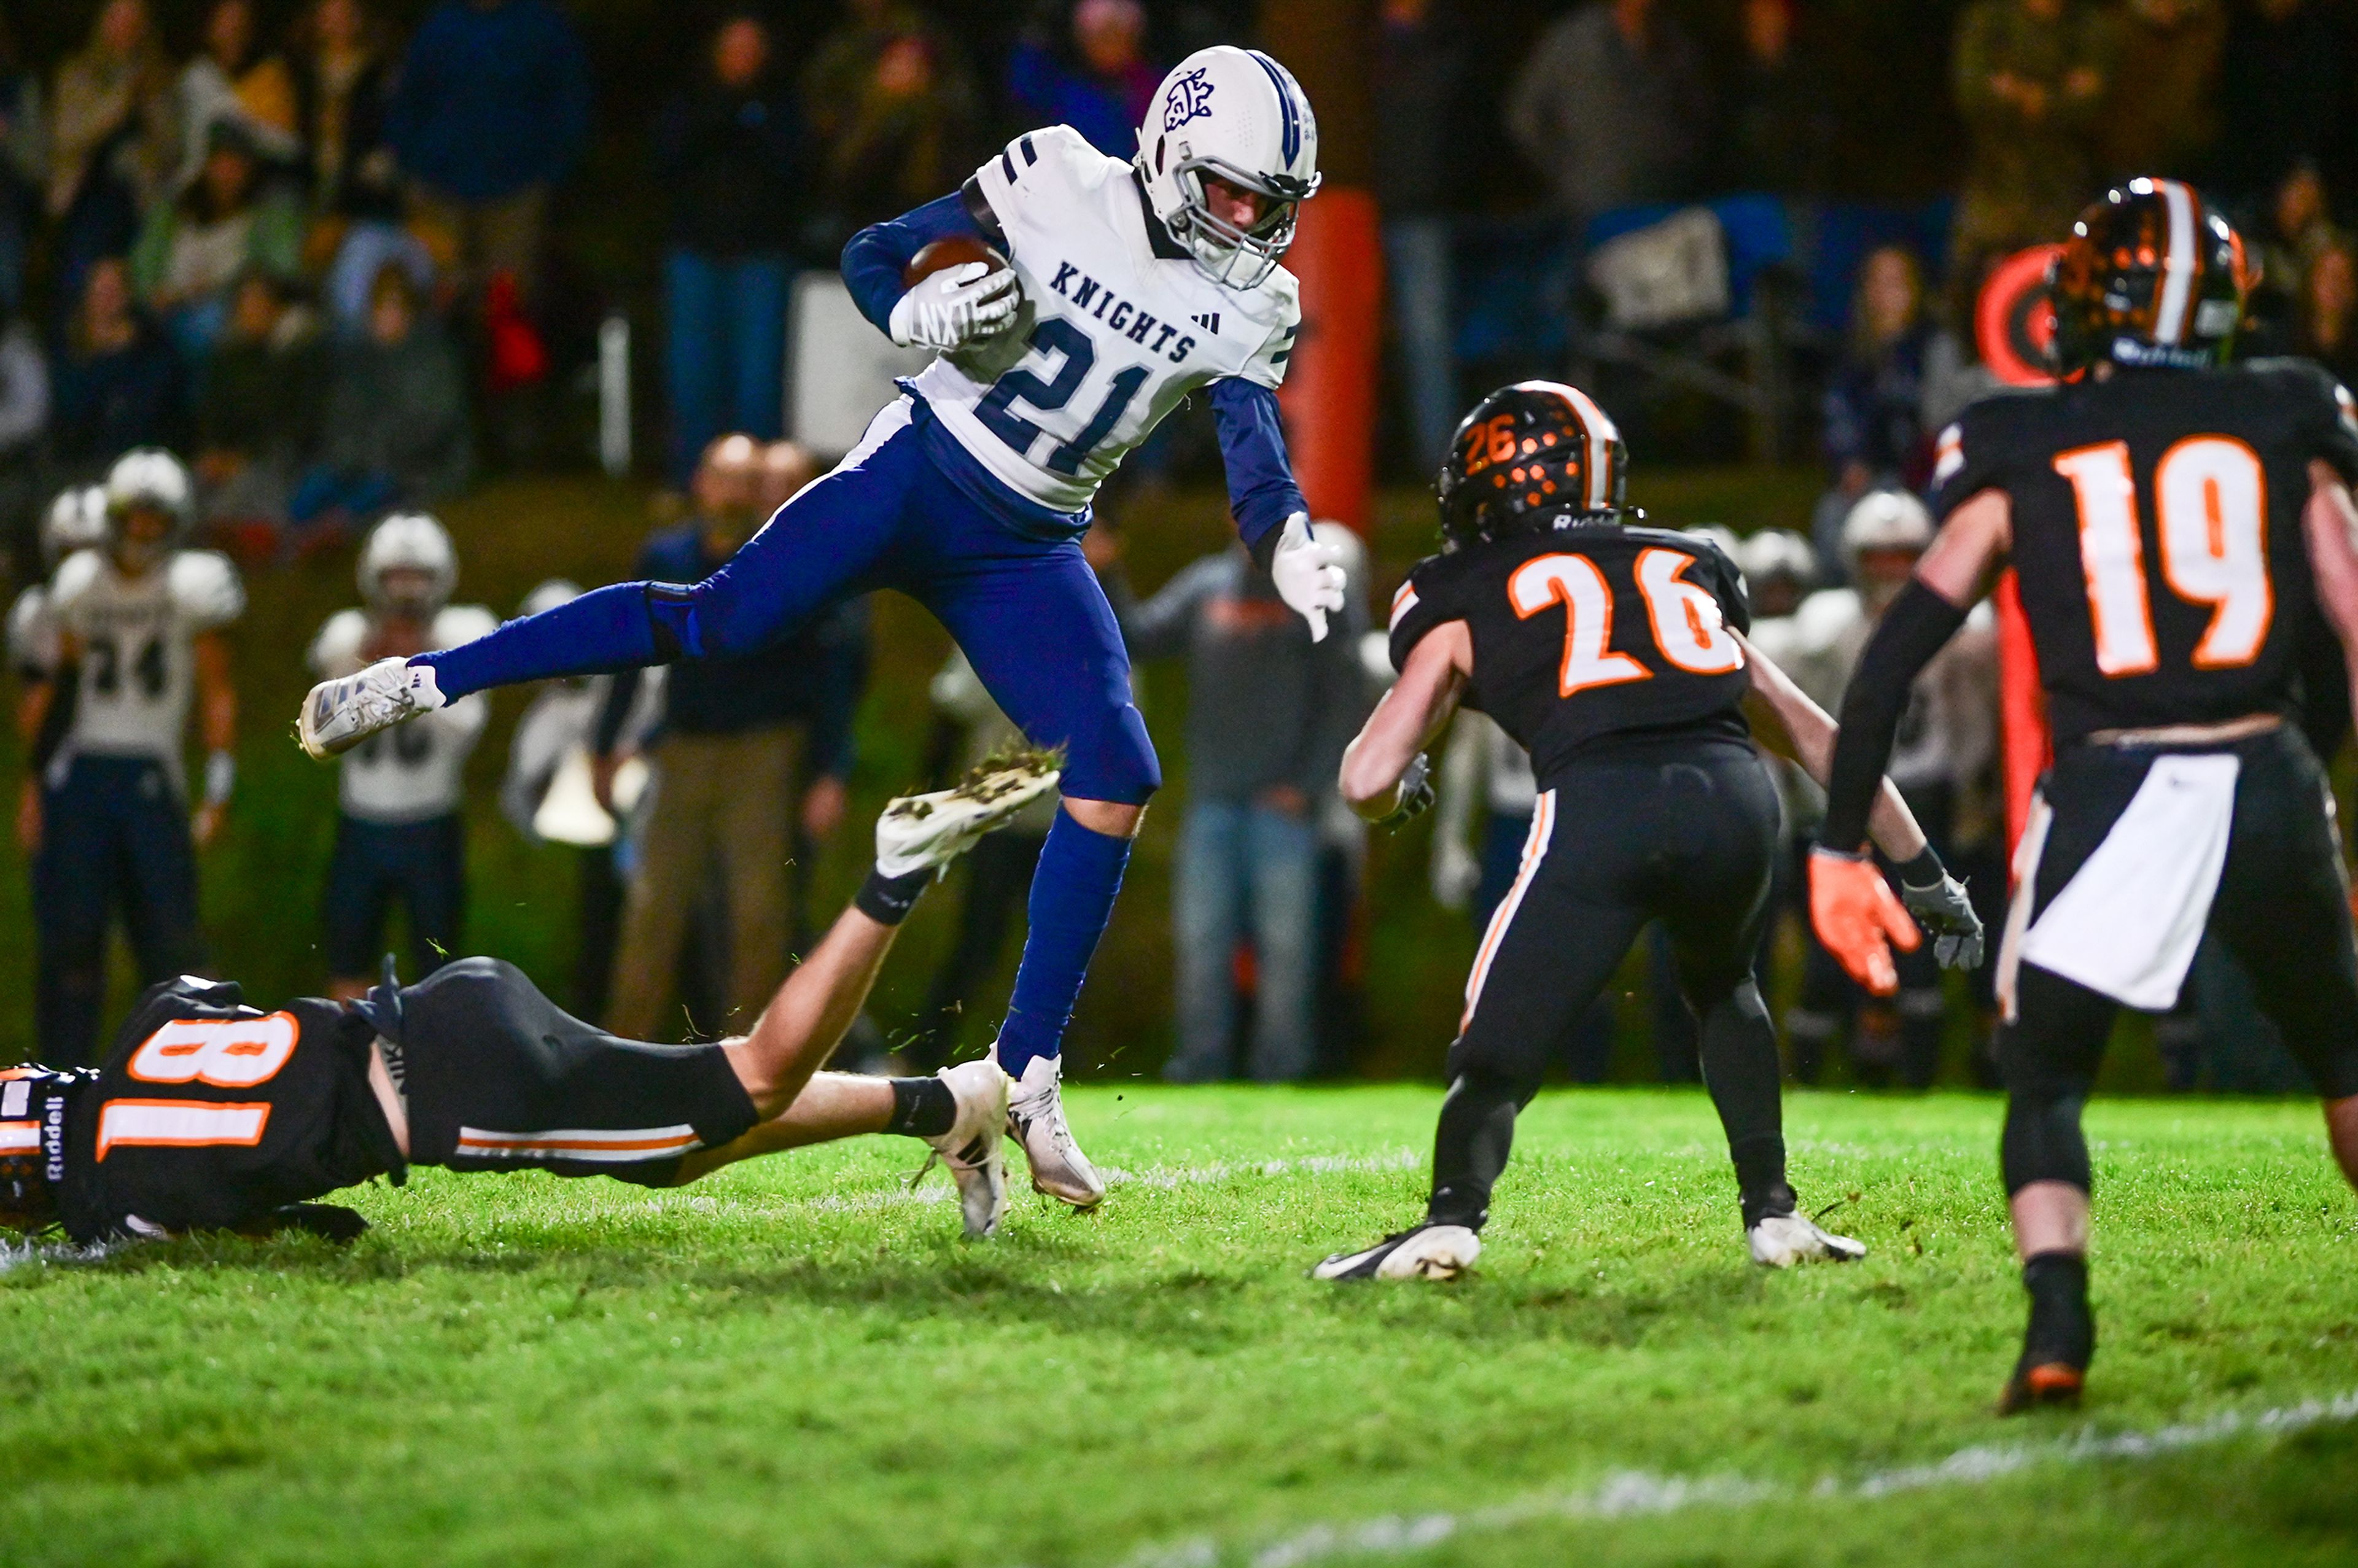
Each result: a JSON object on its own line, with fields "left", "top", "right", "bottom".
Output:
{"left": 750, "top": 1149, "right": 1425, "bottom": 1217}
{"left": 1104, "top": 1390, "right": 2358, "bottom": 1568}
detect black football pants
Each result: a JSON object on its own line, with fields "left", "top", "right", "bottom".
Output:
{"left": 1427, "top": 740, "right": 1791, "bottom": 1229}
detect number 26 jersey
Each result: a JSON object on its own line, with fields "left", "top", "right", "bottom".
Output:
{"left": 1931, "top": 360, "right": 2358, "bottom": 743}
{"left": 1388, "top": 524, "right": 1754, "bottom": 784}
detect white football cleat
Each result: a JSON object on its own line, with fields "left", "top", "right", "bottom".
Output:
{"left": 876, "top": 751, "right": 1061, "bottom": 878}
{"left": 919, "top": 1059, "right": 1010, "bottom": 1238}
{"left": 1313, "top": 1223, "right": 1482, "bottom": 1281}
{"left": 297, "top": 656, "right": 444, "bottom": 760}
{"left": 1748, "top": 1212, "right": 1868, "bottom": 1268}
{"left": 994, "top": 1049, "right": 1104, "bottom": 1209}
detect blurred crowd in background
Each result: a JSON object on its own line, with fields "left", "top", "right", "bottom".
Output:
{"left": 6, "top": 0, "right": 2354, "bottom": 1095}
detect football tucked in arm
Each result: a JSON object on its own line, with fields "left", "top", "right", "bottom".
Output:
{"left": 902, "top": 236, "right": 1011, "bottom": 289}
{"left": 890, "top": 237, "right": 1022, "bottom": 352}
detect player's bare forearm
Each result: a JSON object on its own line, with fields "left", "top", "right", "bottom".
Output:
{"left": 1341, "top": 623, "right": 1466, "bottom": 818}
{"left": 1914, "top": 489, "right": 2012, "bottom": 608}
{"left": 723, "top": 904, "right": 901, "bottom": 1120}
{"left": 193, "top": 632, "right": 236, "bottom": 751}
{"left": 1738, "top": 636, "right": 1928, "bottom": 863}
{"left": 2302, "top": 462, "right": 2358, "bottom": 731}
{"left": 671, "top": 1074, "right": 897, "bottom": 1183}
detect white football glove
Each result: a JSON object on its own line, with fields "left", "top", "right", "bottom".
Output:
{"left": 1269, "top": 513, "right": 1346, "bottom": 642}
{"left": 889, "top": 261, "right": 1021, "bottom": 351}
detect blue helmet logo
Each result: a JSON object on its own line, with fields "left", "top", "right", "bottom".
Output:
{"left": 1163, "top": 68, "right": 1215, "bottom": 133}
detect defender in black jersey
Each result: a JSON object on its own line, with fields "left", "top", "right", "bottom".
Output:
{"left": 1315, "top": 382, "right": 1985, "bottom": 1283}
{"left": 0, "top": 761, "right": 1062, "bottom": 1246}
{"left": 1811, "top": 181, "right": 2358, "bottom": 1413}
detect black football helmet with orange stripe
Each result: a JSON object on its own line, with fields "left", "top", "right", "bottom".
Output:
{"left": 2051, "top": 179, "right": 2254, "bottom": 377}
{"left": 1437, "top": 381, "right": 1629, "bottom": 547}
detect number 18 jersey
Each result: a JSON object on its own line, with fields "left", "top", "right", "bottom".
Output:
{"left": 1931, "top": 360, "right": 2358, "bottom": 743}
{"left": 1389, "top": 523, "right": 1754, "bottom": 785}
{"left": 913, "top": 125, "right": 1300, "bottom": 520}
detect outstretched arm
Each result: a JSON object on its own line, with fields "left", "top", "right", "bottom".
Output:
{"left": 1342, "top": 621, "right": 1468, "bottom": 820}
{"left": 1738, "top": 632, "right": 1929, "bottom": 864}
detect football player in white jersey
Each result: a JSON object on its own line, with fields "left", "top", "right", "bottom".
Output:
{"left": 309, "top": 514, "right": 497, "bottom": 1002}
{"left": 18, "top": 450, "right": 244, "bottom": 1065}
{"left": 295, "top": 46, "right": 1344, "bottom": 1209}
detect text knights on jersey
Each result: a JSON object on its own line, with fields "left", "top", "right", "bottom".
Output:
{"left": 1043, "top": 261, "right": 1200, "bottom": 364}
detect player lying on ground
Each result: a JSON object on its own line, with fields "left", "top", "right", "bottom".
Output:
{"left": 1807, "top": 180, "right": 2358, "bottom": 1414}
{"left": 292, "top": 47, "right": 1345, "bottom": 1213}
{"left": 0, "top": 758, "right": 1063, "bottom": 1248}
{"left": 1315, "top": 382, "right": 1985, "bottom": 1283}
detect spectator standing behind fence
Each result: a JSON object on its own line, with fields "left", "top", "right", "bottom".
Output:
{"left": 1008, "top": 0, "right": 1161, "bottom": 161}
{"left": 1108, "top": 533, "right": 1366, "bottom": 1084}
{"left": 2251, "top": 165, "right": 2346, "bottom": 349}
{"left": 174, "top": 0, "right": 300, "bottom": 198}
{"left": 193, "top": 271, "right": 322, "bottom": 540}
{"left": 48, "top": 0, "right": 179, "bottom": 298}
{"left": 803, "top": 0, "right": 978, "bottom": 238}
{"left": 594, "top": 437, "right": 866, "bottom": 1042}
{"left": 0, "top": 19, "right": 45, "bottom": 321}
{"left": 1813, "top": 246, "right": 1933, "bottom": 585}
{"left": 1948, "top": 0, "right": 2115, "bottom": 320}
{"left": 1504, "top": 0, "right": 1709, "bottom": 228}
{"left": 2293, "top": 241, "right": 2358, "bottom": 387}
{"left": 2094, "top": 0, "right": 2222, "bottom": 183}
{"left": 292, "top": 265, "right": 470, "bottom": 540}
{"left": 2217, "top": 0, "right": 2348, "bottom": 204}
{"left": 656, "top": 12, "right": 806, "bottom": 487}
{"left": 308, "top": 513, "right": 494, "bottom": 1002}
{"left": 1719, "top": 0, "right": 1833, "bottom": 195}
{"left": 1374, "top": 0, "right": 1465, "bottom": 477}
{"left": 130, "top": 122, "right": 304, "bottom": 360}
{"left": 52, "top": 256, "right": 185, "bottom": 471}
{"left": 292, "top": 0, "right": 426, "bottom": 333}
{"left": 384, "top": 0, "right": 591, "bottom": 309}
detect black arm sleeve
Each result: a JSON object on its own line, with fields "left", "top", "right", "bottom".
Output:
{"left": 1819, "top": 581, "right": 1971, "bottom": 851}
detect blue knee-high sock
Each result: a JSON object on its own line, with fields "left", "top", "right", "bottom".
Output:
{"left": 416, "top": 581, "right": 662, "bottom": 699}
{"left": 998, "top": 811, "right": 1131, "bottom": 1076}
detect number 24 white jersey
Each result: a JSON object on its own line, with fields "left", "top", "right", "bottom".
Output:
{"left": 913, "top": 125, "right": 1301, "bottom": 518}
{"left": 46, "top": 548, "right": 244, "bottom": 781}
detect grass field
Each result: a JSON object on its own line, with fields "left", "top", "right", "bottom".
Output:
{"left": 7, "top": 1087, "right": 2356, "bottom": 1567}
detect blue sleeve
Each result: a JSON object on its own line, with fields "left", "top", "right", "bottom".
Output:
{"left": 839, "top": 192, "right": 987, "bottom": 335}
{"left": 1208, "top": 378, "right": 1308, "bottom": 555}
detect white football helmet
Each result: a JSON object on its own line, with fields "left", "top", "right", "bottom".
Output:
{"left": 1737, "top": 528, "right": 1818, "bottom": 592}
{"left": 358, "top": 512, "right": 458, "bottom": 619}
{"left": 517, "top": 577, "right": 582, "bottom": 621}
{"left": 1135, "top": 45, "right": 1320, "bottom": 289}
{"left": 41, "top": 485, "right": 109, "bottom": 566}
{"left": 1841, "top": 489, "right": 1935, "bottom": 572}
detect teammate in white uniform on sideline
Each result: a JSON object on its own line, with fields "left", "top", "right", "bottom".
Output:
{"left": 18, "top": 450, "right": 243, "bottom": 1065}
{"left": 308, "top": 514, "right": 497, "bottom": 1001}
{"left": 295, "top": 47, "right": 1343, "bottom": 1209}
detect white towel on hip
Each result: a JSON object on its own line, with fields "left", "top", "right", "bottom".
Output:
{"left": 2017, "top": 753, "right": 2241, "bottom": 1011}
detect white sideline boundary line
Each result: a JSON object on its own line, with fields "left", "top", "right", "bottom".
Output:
{"left": 1099, "top": 1390, "right": 2358, "bottom": 1568}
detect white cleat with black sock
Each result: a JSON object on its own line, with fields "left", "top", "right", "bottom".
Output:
{"left": 920, "top": 1059, "right": 1010, "bottom": 1238}
{"left": 1313, "top": 1223, "right": 1482, "bottom": 1281}
{"left": 297, "top": 656, "right": 444, "bottom": 760}
{"left": 1748, "top": 1212, "right": 1868, "bottom": 1268}
{"left": 994, "top": 1049, "right": 1104, "bottom": 1209}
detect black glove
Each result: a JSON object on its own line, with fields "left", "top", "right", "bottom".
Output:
{"left": 1379, "top": 753, "right": 1434, "bottom": 829}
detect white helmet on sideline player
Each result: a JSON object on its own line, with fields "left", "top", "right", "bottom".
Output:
{"left": 1135, "top": 45, "right": 1321, "bottom": 289}
{"left": 1737, "top": 529, "right": 1818, "bottom": 592}
{"left": 517, "top": 577, "right": 582, "bottom": 621}
{"left": 1840, "top": 489, "right": 1934, "bottom": 573}
{"left": 359, "top": 512, "right": 458, "bottom": 619}
{"left": 42, "top": 485, "right": 108, "bottom": 566}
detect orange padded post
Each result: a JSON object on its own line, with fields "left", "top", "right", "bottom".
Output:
{"left": 1275, "top": 187, "right": 1384, "bottom": 534}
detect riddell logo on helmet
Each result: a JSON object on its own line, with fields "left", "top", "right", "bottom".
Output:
{"left": 1164, "top": 69, "right": 1215, "bottom": 131}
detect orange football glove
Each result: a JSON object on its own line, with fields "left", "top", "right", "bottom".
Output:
{"left": 1808, "top": 848, "right": 1921, "bottom": 996}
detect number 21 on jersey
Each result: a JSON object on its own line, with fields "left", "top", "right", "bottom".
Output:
{"left": 2053, "top": 437, "right": 2271, "bottom": 675}
{"left": 1508, "top": 548, "right": 1744, "bottom": 696}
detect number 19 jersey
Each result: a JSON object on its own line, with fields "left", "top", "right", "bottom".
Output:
{"left": 1389, "top": 523, "right": 1754, "bottom": 785}
{"left": 913, "top": 125, "right": 1300, "bottom": 519}
{"left": 1931, "top": 360, "right": 2358, "bottom": 743}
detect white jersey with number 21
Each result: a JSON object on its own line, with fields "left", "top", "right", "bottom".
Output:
{"left": 913, "top": 125, "right": 1301, "bottom": 518}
